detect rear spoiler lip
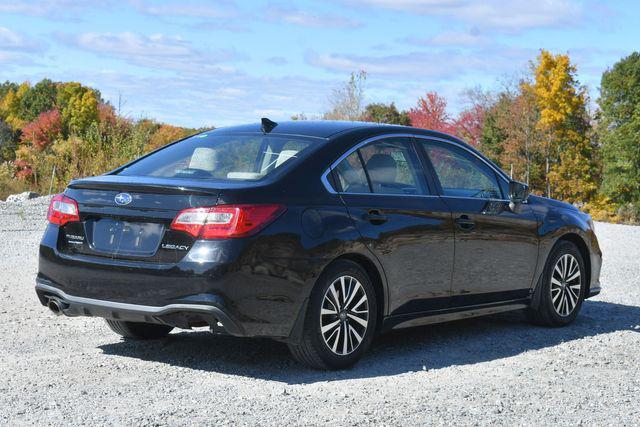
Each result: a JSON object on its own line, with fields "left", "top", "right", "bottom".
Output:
{"left": 67, "top": 179, "right": 219, "bottom": 196}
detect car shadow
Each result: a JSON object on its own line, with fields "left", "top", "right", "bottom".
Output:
{"left": 98, "top": 300, "right": 639, "bottom": 384}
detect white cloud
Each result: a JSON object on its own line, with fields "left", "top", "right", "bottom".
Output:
{"left": 0, "top": 0, "right": 112, "bottom": 19}
{"left": 0, "top": 27, "right": 42, "bottom": 51}
{"left": 305, "top": 47, "right": 535, "bottom": 78}
{"left": 405, "top": 30, "right": 490, "bottom": 47}
{"left": 343, "top": 0, "right": 582, "bottom": 31}
{"left": 266, "top": 6, "right": 361, "bottom": 28}
{"left": 57, "top": 32, "right": 242, "bottom": 74}
{"left": 28, "top": 67, "right": 334, "bottom": 127}
{"left": 129, "top": 0, "right": 238, "bottom": 19}
{"left": 0, "top": 27, "right": 45, "bottom": 67}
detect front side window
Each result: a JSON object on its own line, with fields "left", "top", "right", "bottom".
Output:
{"left": 422, "top": 142, "right": 502, "bottom": 199}
{"left": 118, "top": 133, "right": 315, "bottom": 181}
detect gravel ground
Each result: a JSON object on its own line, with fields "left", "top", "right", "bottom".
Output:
{"left": 1, "top": 197, "right": 638, "bottom": 426}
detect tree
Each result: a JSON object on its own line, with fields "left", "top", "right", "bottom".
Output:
{"left": 498, "top": 87, "right": 545, "bottom": 188}
{"left": 408, "top": 92, "right": 454, "bottom": 133}
{"left": 529, "top": 50, "right": 598, "bottom": 203}
{"left": 145, "top": 124, "right": 191, "bottom": 152}
{"left": 20, "top": 109, "right": 62, "bottom": 150}
{"left": 453, "top": 106, "right": 484, "bottom": 146}
{"left": 456, "top": 87, "right": 496, "bottom": 147}
{"left": 56, "top": 82, "right": 100, "bottom": 135}
{"left": 19, "top": 79, "right": 57, "bottom": 122}
{"left": 0, "top": 82, "right": 30, "bottom": 129}
{"left": 67, "top": 90, "right": 99, "bottom": 134}
{"left": 479, "top": 94, "right": 509, "bottom": 165}
{"left": 598, "top": 52, "right": 640, "bottom": 210}
{"left": 362, "top": 102, "right": 410, "bottom": 125}
{"left": 0, "top": 81, "right": 18, "bottom": 100}
{"left": 0, "top": 118, "right": 17, "bottom": 161}
{"left": 324, "top": 70, "right": 367, "bottom": 121}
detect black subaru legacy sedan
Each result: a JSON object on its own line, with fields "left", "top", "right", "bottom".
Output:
{"left": 36, "top": 119, "right": 602, "bottom": 369}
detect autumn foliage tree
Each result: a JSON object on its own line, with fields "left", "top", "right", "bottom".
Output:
{"left": 145, "top": 124, "right": 192, "bottom": 151}
{"left": 408, "top": 92, "right": 454, "bottom": 134}
{"left": 0, "top": 79, "right": 197, "bottom": 198}
{"left": 20, "top": 109, "right": 62, "bottom": 150}
{"left": 528, "top": 50, "right": 598, "bottom": 203}
{"left": 453, "top": 105, "right": 485, "bottom": 147}
{"left": 408, "top": 91, "right": 488, "bottom": 147}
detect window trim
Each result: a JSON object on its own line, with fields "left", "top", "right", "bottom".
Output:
{"left": 321, "top": 133, "right": 511, "bottom": 199}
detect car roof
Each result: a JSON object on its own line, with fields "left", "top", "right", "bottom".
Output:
{"left": 209, "top": 120, "right": 470, "bottom": 144}
{"left": 211, "top": 120, "right": 393, "bottom": 139}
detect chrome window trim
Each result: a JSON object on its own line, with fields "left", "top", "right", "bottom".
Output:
{"left": 339, "top": 192, "right": 441, "bottom": 199}
{"left": 320, "top": 133, "right": 510, "bottom": 196}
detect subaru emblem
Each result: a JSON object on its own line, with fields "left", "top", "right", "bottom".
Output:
{"left": 114, "top": 193, "right": 133, "bottom": 206}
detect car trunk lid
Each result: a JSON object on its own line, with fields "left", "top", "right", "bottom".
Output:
{"left": 60, "top": 176, "right": 220, "bottom": 262}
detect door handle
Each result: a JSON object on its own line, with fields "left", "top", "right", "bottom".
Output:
{"left": 455, "top": 214, "right": 475, "bottom": 230}
{"left": 364, "top": 209, "right": 388, "bottom": 225}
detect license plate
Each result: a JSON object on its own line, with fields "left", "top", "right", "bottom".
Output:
{"left": 89, "top": 219, "right": 164, "bottom": 256}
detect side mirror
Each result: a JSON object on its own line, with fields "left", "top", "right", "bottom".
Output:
{"left": 508, "top": 180, "right": 529, "bottom": 211}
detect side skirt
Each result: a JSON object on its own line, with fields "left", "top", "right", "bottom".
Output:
{"left": 381, "top": 299, "right": 530, "bottom": 332}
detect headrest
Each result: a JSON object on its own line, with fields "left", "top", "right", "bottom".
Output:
{"left": 366, "top": 153, "right": 397, "bottom": 184}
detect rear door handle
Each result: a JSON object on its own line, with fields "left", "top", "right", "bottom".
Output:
{"left": 455, "top": 214, "right": 475, "bottom": 230}
{"left": 364, "top": 209, "right": 388, "bottom": 225}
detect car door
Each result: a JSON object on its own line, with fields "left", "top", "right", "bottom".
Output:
{"left": 417, "top": 139, "right": 539, "bottom": 306}
{"left": 329, "top": 136, "right": 455, "bottom": 316}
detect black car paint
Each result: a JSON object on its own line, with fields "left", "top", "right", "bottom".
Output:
{"left": 36, "top": 121, "right": 602, "bottom": 343}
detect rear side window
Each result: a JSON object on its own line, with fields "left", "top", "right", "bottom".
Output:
{"left": 422, "top": 142, "right": 502, "bottom": 199}
{"left": 334, "top": 151, "right": 370, "bottom": 193}
{"left": 331, "top": 137, "right": 428, "bottom": 195}
{"left": 118, "top": 133, "right": 315, "bottom": 181}
{"left": 359, "top": 138, "right": 427, "bottom": 195}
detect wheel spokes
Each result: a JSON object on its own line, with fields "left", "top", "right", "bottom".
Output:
{"left": 344, "top": 281, "right": 361, "bottom": 309}
{"left": 347, "top": 312, "right": 368, "bottom": 328}
{"left": 321, "top": 319, "right": 340, "bottom": 334}
{"left": 550, "top": 254, "right": 581, "bottom": 317}
{"left": 320, "top": 275, "right": 369, "bottom": 355}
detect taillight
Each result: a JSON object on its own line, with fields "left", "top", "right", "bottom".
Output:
{"left": 170, "top": 204, "right": 286, "bottom": 239}
{"left": 47, "top": 194, "right": 80, "bottom": 226}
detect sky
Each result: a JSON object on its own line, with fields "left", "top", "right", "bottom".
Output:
{"left": 0, "top": 0, "right": 638, "bottom": 128}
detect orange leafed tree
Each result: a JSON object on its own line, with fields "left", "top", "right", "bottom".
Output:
{"left": 20, "top": 109, "right": 62, "bottom": 150}
{"left": 453, "top": 105, "right": 485, "bottom": 147}
{"left": 408, "top": 92, "right": 455, "bottom": 134}
{"left": 145, "top": 124, "right": 191, "bottom": 152}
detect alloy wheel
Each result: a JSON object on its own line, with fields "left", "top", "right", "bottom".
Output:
{"left": 550, "top": 254, "right": 582, "bottom": 317}
{"left": 320, "top": 275, "right": 369, "bottom": 355}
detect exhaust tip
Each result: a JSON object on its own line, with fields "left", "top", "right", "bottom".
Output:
{"left": 48, "top": 299, "right": 63, "bottom": 315}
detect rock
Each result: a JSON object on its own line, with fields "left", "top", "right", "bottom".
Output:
{"left": 5, "top": 192, "right": 40, "bottom": 203}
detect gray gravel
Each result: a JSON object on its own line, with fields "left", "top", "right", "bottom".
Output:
{"left": 1, "top": 198, "right": 639, "bottom": 426}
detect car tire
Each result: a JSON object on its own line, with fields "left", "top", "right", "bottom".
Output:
{"left": 288, "top": 260, "right": 377, "bottom": 370}
{"left": 529, "top": 241, "right": 586, "bottom": 326}
{"left": 105, "top": 319, "right": 173, "bottom": 340}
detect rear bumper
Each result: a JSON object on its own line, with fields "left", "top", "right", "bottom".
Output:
{"left": 36, "top": 277, "right": 244, "bottom": 335}
{"left": 37, "top": 221, "right": 321, "bottom": 339}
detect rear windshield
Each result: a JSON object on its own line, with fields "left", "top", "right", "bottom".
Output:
{"left": 117, "top": 133, "right": 315, "bottom": 181}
